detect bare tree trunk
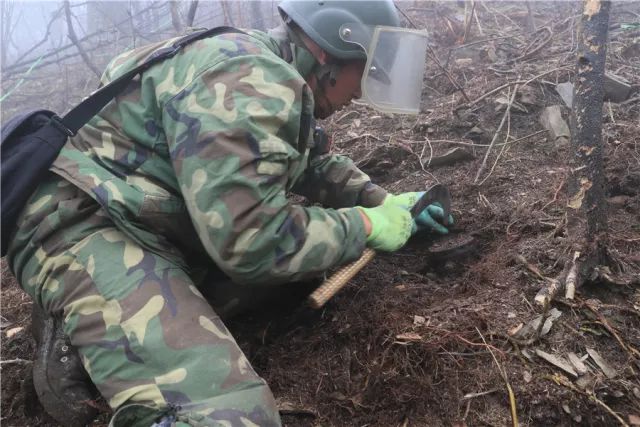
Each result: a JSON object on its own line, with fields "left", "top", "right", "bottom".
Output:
{"left": 64, "top": 0, "right": 101, "bottom": 78}
{"left": 220, "top": 0, "right": 233, "bottom": 26}
{"left": 250, "top": 1, "right": 267, "bottom": 29}
{"left": 186, "top": 0, "right": 199, "bottom": 27}
{"left": 565, "top": 0, "right": 611, "bottom": 295}
{"left": 1, "top": 0, "right": 17, "bottom": 66}
{"left": 170, "top": 1, "right": 184, "bottom": 34}
{"left": 536, "top": 0, "right": 611, "bottom": 306}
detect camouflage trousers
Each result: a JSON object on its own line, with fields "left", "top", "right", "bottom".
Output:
{"left": 7, "top": 175, "right": 281, "bottom": 426}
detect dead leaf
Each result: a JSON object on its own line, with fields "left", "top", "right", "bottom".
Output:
{"left": 629, "top": 414, "right": 640, "bottom": 426}
{"left": 513, "top": 308, "right": 562, "bottom": 339}
{"left": 5, "top": 327, "right": 24, "bottom": 338}
{"left": 535, "top": 349, "right": 577, "bottom": 377}
{"left": 586, "top": 348, "right": 617, "bottom": 379}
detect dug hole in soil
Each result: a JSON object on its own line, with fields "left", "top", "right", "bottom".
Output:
{"left": 2, "top": 2, "right": 640, "bottom": 426}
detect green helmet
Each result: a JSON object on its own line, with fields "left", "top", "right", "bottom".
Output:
{"left": 277, "top": 0, "right": 401, "bottom": 61}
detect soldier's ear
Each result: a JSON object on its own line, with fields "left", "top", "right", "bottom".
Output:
{"left": 299, "top": 31, "right": 330, "bottom": 65}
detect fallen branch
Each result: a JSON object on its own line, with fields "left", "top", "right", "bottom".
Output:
{"left": 547, "top": 374, "right": 630, "bottom": 427}
{"left": 582, "top": 299, "right": 640, "bottom": 361}
{"left": 0, "top": 358, "right": 32, "bottom": 366}
{"left": 515, "top": 254, "right": 566, "bottom": 307}
{"left": 564, "top": 251, "right": 581, "bottom": 299}
{"left": 507, "top": 26, "right": 553, "bottom": 64}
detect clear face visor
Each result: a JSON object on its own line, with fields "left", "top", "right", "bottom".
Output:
{"left": 339, "top": 24, "right": 429, "bottom": 115}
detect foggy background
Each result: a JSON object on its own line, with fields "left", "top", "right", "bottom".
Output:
{"left": 0, "top": 0, "right": 284, "bottom": 118}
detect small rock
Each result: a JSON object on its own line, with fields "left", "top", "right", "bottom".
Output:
{"left": 604, "top": 73, "right": 633, "bottom": 103}
{"left": 629, "top": 414, "right": 640, "bottom": 426}
{"left": 5, "top": 326, "right": 24, "bottom": 338}
{"left": 455, "top": 58, "right": 474, "bottom": 67}
{"left": 608, "top": 195, "right": 630, "bottom": 207}
{"left": 621, "top": 42, "right": 640, "bottom": 60}
{"left": 568, "top": 352, "right": 589, "bottom": 375}
{"left": 523, "top": 371, "right": 532, "bottom": 383}
{"left": 555, "top": 82, "right": 574, "bottom": 108}
{"left": 507, "top": 312, "right": 517, "bottom": 319}
{"left": 413, "top": 315, "right": 426, "bottom": 325}
{"left": 574, "top": 415, "right": 582, "bottom": 423}
{"left": 540, "top": 106, "right": 570, "bottom": 143}
{"left": 562, "top": 403, "right": 571, "bottom": 414}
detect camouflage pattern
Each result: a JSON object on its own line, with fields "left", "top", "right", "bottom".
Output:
{"left": 9, "top": 176, "right": 280, "bottom": 426}
{"left": 8, "top": 28, "right": 387, "bottom": 425}
{"left": 52, "top": 28, "right": 386, "bottom": 285}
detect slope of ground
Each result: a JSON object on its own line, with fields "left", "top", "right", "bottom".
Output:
{"left": 2, "top": 2, "right": 639, "bottom": 426}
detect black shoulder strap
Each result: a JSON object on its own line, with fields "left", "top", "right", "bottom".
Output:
{"left": 53, "top": 26, "right": 246, "bottom": 136}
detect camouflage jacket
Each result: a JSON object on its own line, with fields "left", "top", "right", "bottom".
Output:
{"left": 51, "top": 28, "right": 387, "bottom": 286}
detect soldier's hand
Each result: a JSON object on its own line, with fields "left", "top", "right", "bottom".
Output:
{"left": 357, "top": 203, "right": 412, "bottom": 252}
{"left": 384, "top": 192, "right": 454, "bottom": 235}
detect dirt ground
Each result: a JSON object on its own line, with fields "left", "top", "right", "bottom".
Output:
{"left": 2, "top": 2, "right": 640, "bottom": 426}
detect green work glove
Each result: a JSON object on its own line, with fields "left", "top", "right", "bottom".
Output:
{"left": 358, "top": 203, "right": 413, "bottom": 252}
{"left": 384, "top": 192, "right": 454, "bottom": 235}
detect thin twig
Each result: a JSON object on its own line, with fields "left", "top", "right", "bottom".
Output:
{"left": 477, "top": 94, "right": 513, "bottom": 186}
{"left": 63, "top": 0, "right": 101, "bottom": 77}
{"left": 541, "top": 178, "right": 566, "bottom": 211}
{"left": 469, "top": 66, "right": 571, "bottom": 106}
{"left": 507, "top": 27, "right": 553, "bottom": 64}
{"left": 582, "top": 299, "right": 640, "bottom": 360}
{"left": 0, "top": 358, "right": 32, "bottom": 366}
{"left": 462, "top": 1, "right": 477, "bottom": 44}
{"left": 427, "top": 44, "right": 472, "bottom": 103}
{"left": 548, "top": 374, "right": 630, "bottom": 427}
{"left": 476, "top": 328, "right": 519, "bottom": 427}
{"left": 474, "top": 83, "right": 520, "bottom": 184}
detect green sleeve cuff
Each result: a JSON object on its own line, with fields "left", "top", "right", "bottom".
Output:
{"left": 358, "top": 183, "right": 388, "bottom": 207}
{"left": 337, "top": 207, "right": 368, "bottom": 263}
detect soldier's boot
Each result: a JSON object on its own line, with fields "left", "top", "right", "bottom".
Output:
{"left": 31, "top": 303, "right": 100, "bottom": 426}
{"left": 110, "top": 403, "right": 194, "bottom": 427}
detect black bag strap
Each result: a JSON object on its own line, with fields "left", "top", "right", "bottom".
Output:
{"left": 51, "top": 26, "right": 246, "bottom": 137}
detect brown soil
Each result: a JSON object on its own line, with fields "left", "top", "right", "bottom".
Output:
{"left": 2, "top": 2, "right": 640, "bottom": 426}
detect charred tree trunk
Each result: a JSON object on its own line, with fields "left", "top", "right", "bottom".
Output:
{"left": 536, "top": 0, "right": 611, "bottom": 306}
{"left": 565, "top": 0, "right": 610, "bottom": 296}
